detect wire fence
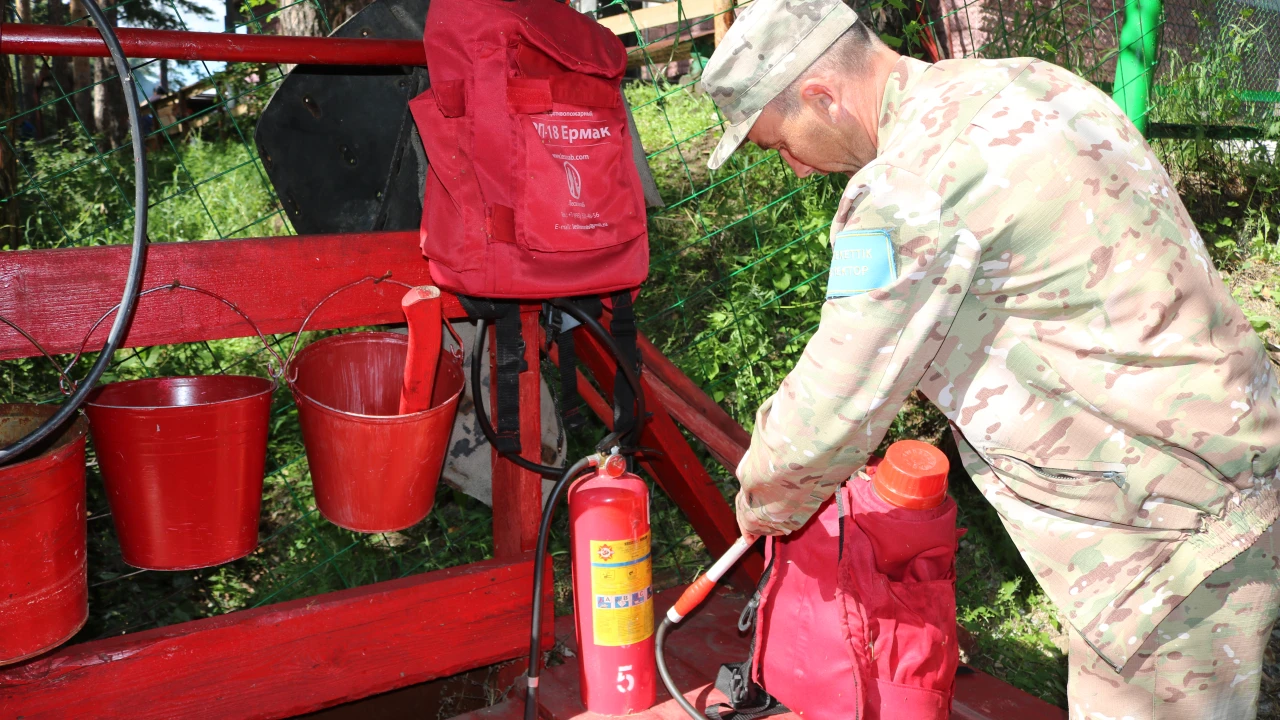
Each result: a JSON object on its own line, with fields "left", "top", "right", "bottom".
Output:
{"left": 0, "top": 0, "right": 1274, "bottom": 685}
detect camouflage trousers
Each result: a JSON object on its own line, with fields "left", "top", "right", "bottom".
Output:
{"left": 1067, "top": 519, "right": 1280, "bottom": 720}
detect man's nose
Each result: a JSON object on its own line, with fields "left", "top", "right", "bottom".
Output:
{"left": 779, "top": 149, "right": 817, "bottom": 178}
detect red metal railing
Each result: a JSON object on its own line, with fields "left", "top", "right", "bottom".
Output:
{"left": 0, "top": 23, "right": 425, "bottom": 65}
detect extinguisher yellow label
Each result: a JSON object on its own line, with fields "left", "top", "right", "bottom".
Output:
{"left": 589, "top": 533, "right": 653, "bottom": 647}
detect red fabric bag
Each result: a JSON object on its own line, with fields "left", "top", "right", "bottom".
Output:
{"left": 753, "top": 472, "right": 962, "bottom": 719}
{"left": 408, "top": 0, "right": 649, "bottom": 299}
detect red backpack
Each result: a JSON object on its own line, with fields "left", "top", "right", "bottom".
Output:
{"left": 409, "top": 0, "right": 649, "bottom": 299}
{"left": 711, "top": 464, "right": 962, "bottom": 720}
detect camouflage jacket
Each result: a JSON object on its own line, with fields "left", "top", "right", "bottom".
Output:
{"left": 735, "top": 55, "right": 1280, "bottom": 670}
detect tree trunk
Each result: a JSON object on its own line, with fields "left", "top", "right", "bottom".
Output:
{"left": 935, "top": 0, "right": 987, "bottom": 59}
{"left": 48, "top": 0, "right": 75, "bottom": 133}
{"left": 226, "top": 0, "right": 243, "bottom": 32}
{"left": 158, "top": 59, "right": 169, "bottom": 97}
{"left": 279, "top": 1, "right": 323, "bottom": 37}
{"left": 277, "top": 1, "right": 324, "bottom": 73}
{"left": 93, "top": 57, "right": 128, "bottom": 148}
{"left": 0, "top": 57, "right": 22, "bottom": 249}
{"left": 247, "top": 1, "right": 280, "bottom": 34}
{"left": 92, "top": 6, "right": 128, "bottom": 148}
{"left": 17, "top": 0, "right": 38, "bottom": 115}
{"left": 69, "top": 0, "right": 96, "bottom": 133}
{"left": 713, "top": 0, "right": 735, "bottom": 47}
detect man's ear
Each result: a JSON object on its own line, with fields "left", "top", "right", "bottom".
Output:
{"left": 798, "top": 76, "right": 838, "bottom": 123}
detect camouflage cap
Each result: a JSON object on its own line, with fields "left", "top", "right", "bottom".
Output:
{"left": 701, "top": 0, "right": 860, "bottom": 169}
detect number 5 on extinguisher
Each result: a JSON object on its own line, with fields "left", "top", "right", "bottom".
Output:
{"left": 616, "top": 665, "right": 635, "bottom": 693}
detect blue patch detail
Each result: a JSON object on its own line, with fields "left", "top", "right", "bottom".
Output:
{"left": 825, "top": 228, "right": 897, "bottom": 299}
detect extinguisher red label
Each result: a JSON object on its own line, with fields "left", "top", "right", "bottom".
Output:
{"left": 589, "top": 533, "right": 654, "bottom": 646}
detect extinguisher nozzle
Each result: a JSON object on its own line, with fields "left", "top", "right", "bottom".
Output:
{"left": 670, "top": 575, "right": 715, "bottom": 620}
{"left": 657, "top": 537, "right": 758, "bottom": 720}
{"left": 670, "top": 536, "right": 756, "bottom": 621}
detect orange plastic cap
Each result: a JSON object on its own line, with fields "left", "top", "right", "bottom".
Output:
{"left": 872, "top": 440, "right": 949, "bottom": 510}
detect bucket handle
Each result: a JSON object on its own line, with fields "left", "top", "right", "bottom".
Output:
{"left": 283, "top": 274, "right": 465, "bottom": 386}
{"left": 72, "top": 281, "right": 289, "bottom": 380}
{"left": 284, "top": 273, "right": 414, "bottom": 365}
{"left": 0, "top": 315, "right": 82, "bottom": 395}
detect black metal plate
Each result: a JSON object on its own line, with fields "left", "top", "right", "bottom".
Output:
{"left": 254, "top": 0, "right": 431, "bottom": 234}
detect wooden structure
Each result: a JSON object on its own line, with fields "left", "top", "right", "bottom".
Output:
{"left": 457, "top": 585, "right": 1069, "bottom": 720}
{"left": 0, "top": 211, "right": 759, "bottom": 714}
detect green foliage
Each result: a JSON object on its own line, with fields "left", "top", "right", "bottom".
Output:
{"left": 626, "top": 82, "right": 842, "bottom": 420}
{"left": 1148, "top": 7, "right": 1280, "bottom": 291}
{"left": 1151, "top": 8, "right": 1279, "bottom": 132}
{"left": 950, "top": 456, "right": 1069, "bottom": 704}
{"left": 10, "top": 128, "right": 284, "bottom": 251}
{"left": 985, "top": 0, "right": 1112, "bottom": 79}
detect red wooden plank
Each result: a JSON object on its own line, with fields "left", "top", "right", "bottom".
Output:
{"left": 637, "top": 333, "right": 751, "bottom": 468}
{"left": 0, "top": 231, "right": 467, "bottom": 361}
{"left": 448, "top": 701, "right": 527, "bottom": 720}
{"left": 0, "top": 554, "right": 554, "bottom": 720}
{"left": 571, "top": 329, "right": 762, "bottom": 587}
{"left": 552, "top": 342, "right": 747, "bottom": 555}
{"left": 951, "top": 668, "right": 1067, "bottom": 720}
{"left": 1, "top": 23, "right": 427, "bottom": 65}
{"left": 643, "top": 370, "right": 746, "bottom": 475}
{"left": 490, "top": 309, "right": 545, "bottom": 558}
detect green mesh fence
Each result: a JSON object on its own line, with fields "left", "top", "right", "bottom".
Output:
{"left": 0, "top": 0, "right": 1272, "bottom": 702}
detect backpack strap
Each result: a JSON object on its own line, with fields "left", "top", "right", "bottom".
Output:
{"left": 458, "top": 295, "right": 524, "bottom": 454}
{"left": 704, "top": 559, "right": 788, "bottom": 720}
{"left": 546, "top": 303, "right": 586, "bottom": 432}
{"left": 609, "top": 290, "right": 641, "bottom": 451}
{"left": 703, "top": 662, "right": 789, "bottom": 720}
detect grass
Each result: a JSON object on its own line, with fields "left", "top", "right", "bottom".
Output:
{"left": 10, "top": 127, "right": 288, "bottom": 251}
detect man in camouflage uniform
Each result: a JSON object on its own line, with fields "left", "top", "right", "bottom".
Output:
{"left": 700, "top": 0, "right": 1280, "bottom": 717}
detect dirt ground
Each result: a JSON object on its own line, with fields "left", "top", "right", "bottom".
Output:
{"left": 1227, "top": 259, "right": 1280, "bottom": 349}
{"left": 1224, "top": 260, "right": 1280, "bottom": 719}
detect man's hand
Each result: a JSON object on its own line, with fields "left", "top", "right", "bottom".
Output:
{"left": 735, "top": 490, "right": 789, "bottom": 539}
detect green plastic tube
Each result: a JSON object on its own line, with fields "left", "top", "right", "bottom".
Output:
{"left": 1112, "top": 0, "right": 1163, "bottom": 134}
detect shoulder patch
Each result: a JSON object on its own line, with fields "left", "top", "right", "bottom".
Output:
{"left": 826, "top": 228, "right": 897, "bottom": 299}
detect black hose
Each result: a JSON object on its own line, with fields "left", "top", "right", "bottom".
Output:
{"left": 523, "top": 455, "right": 595, "bottom": 720}
{"left": 657, "top": 617, "right": 703, "bottom": 719}
{"left": 0, "top": 0, "right": 148, "bottom": 464}
{"left": 470, "top": 301, "right": 647, "bottom": 478}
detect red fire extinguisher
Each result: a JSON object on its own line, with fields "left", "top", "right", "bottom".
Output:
{"left": 568, "top": 453, "right": 657, "bottom": 715}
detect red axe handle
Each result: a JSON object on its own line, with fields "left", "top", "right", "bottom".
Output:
{"left": 399, "top": 286, "right": 443, "bottom": 415}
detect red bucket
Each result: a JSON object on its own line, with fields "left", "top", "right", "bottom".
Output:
{"left": 288, "top": 331, "right": 464, "bottom": 533}
{"left": 0, "top": 404, "right": 89, "bottom": 665}
{"left": 85, "top": 376, "right": 273, "bottom": 570}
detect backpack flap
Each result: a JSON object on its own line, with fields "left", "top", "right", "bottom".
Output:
{"left": 508, "top": 0, "right": 626, "bottom": 80}
{"left": 506, "top": 38, "right": 647, "bottom": 260}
